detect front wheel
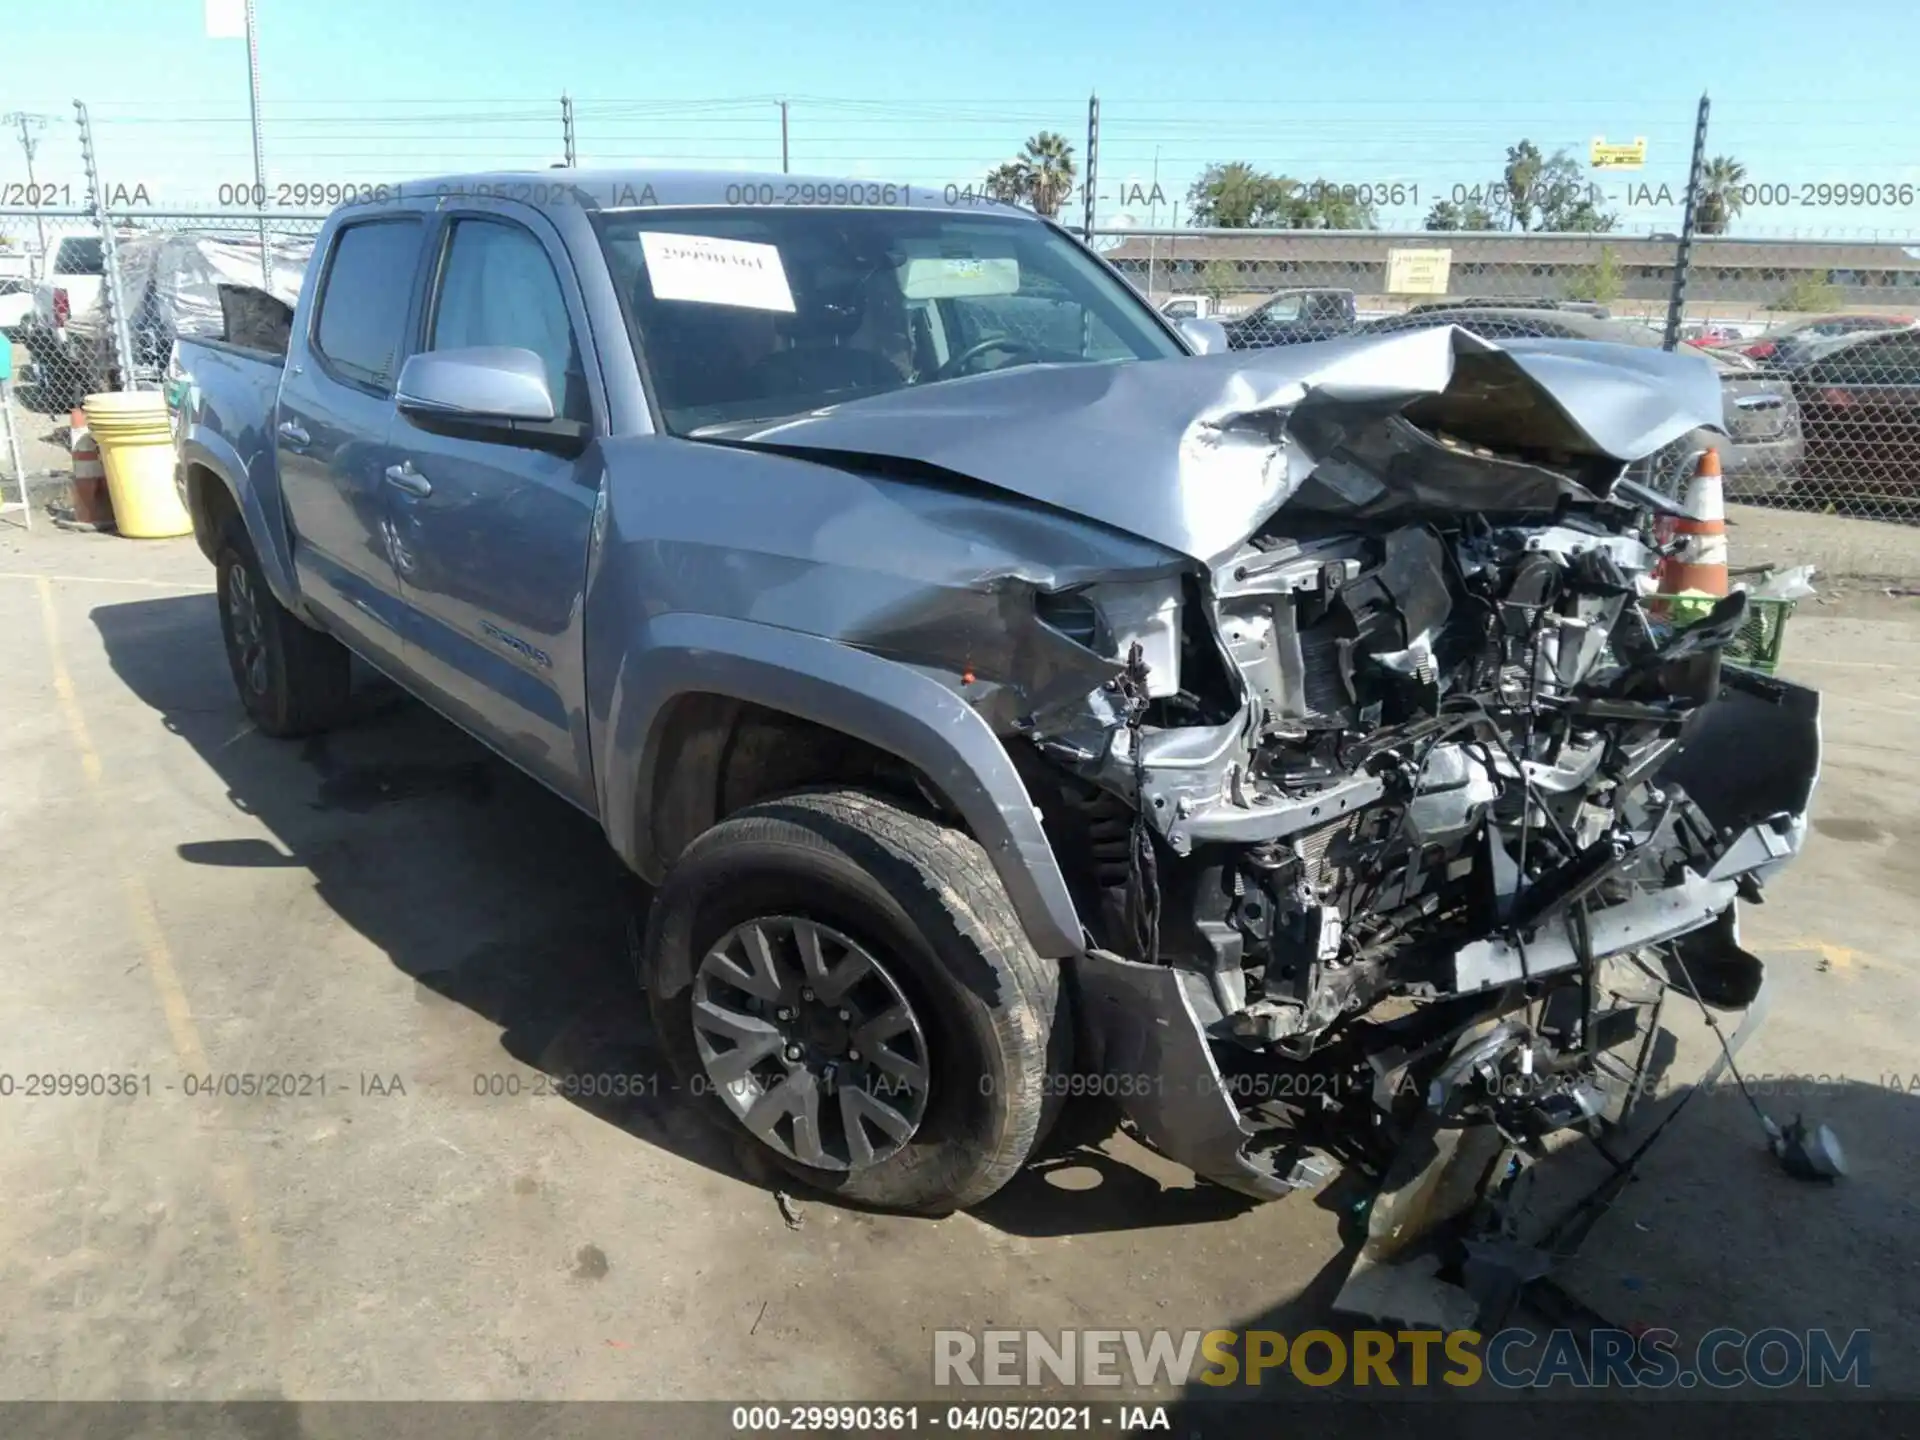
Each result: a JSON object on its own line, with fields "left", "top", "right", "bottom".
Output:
{"left": 642, "top": 789, "right": 1069, "bottom": 1215}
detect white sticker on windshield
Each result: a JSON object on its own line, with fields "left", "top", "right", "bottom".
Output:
{"left": 638, "top": 232, "right": 795, "bottom": 312}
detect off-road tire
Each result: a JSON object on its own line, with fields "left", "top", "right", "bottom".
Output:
{"left": 643, "top": 789, "right": 1070, "bottom": 1215}
{"left": 215, "top": 525, "right": 353, "bottom": 738}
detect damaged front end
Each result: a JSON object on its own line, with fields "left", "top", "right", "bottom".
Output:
{"left": 713, "top": 326, "right": 1822, "bottom": 1228}
{"left": 998, "top": 331, "right": 1823, "bottom": 1213}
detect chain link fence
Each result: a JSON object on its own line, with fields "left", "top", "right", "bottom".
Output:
{"left": 1, "top": 207, "right": 322, "bottom": 522}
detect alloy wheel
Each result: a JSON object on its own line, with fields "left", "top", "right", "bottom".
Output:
{"left": 691, "top": 915, "right": 931, "bottom": 1171}
{"left": 226, "top": 562, "right": 269, "bottom": 696}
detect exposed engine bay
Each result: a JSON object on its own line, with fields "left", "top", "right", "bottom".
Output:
{"left": 993, "top": 338, "right": 1824, "bottom": 1219}
{"left": 1024, "top": 497, "right": 1817, "bottom": 1206}
{"left": 714, "top": 325, "right": 1823, "bottom": 1239}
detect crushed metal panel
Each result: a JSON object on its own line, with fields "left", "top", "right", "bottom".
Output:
{"left": 693, "top": 326, "right": 1727, "bottom": 562}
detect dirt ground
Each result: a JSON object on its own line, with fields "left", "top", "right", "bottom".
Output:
{"left": 1, "top": 513, "right": 1916, "bottom": 1403}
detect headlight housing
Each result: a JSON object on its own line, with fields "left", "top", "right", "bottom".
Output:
{"left": 1035, "top": 577, "right": 1184, "bottom": 699}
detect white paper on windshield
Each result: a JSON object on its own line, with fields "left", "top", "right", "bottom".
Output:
{"left": 639, "top": 232, "right": 795, "bottom": 312}
{"left": 897, "top": 241, "right": 1020, "bottom": 300}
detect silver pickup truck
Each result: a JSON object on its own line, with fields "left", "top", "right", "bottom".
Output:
{"left": 171, "top": 170, "right": 1820, "bottom": 1228}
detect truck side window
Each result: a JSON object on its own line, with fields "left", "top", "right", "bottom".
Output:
{"left": 312, "top": 219, "right": 424, "bottom": 392}
{"left": 429, "top": 219, "right": 590, "bottom": 424}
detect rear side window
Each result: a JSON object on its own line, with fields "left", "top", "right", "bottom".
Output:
{"left": 55, "top": 238, "right": 103, "bottom": 275}
{"left": 313, "top": 218, "right": 424, "bottom": 391}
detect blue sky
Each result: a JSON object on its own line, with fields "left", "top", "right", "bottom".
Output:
{"left": 4, "top": 0, "right": 1919, "bottom": 236}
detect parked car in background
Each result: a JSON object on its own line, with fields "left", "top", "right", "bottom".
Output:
{"left": 1158, "top": 294, "right": 1215, "bottom": 320}
{"left": 1358, "top": 306, "right": 1804, "bottom": 498}
{"left": 1788, "top": 326, "right": 1920, "bottom": 499}
{"left": 1680, "top": 322, "right": 1741, "bottom": 348}
{"left": 23, "top": 236, "right": 110, "bottom": 406}
{"left": 0, "top": 276, "right": 32, "bottom": 334}
{"left": 1743, "top": 312, "right": 1914, "bottom": 368}
{"left": 1220, "top": 287, "right": 1356, "bottom": 349}
{"left": 27, "top": 236, "right": 105, "bottom": 341}
{"left": 1403, "top": 296, "right": 1611, "bottom": 320}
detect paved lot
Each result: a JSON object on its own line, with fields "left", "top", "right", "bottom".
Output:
{"left": 1729, "top": 501, "right": 1920, "bottom": 589}
{"left": 1, "top": 520, "right": 1916, "bottom": 1401}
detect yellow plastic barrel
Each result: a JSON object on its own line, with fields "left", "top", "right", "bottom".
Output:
{"left": 83, "top": 391, "right": 192, "bottom": 539}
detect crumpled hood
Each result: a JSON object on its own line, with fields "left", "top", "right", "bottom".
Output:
{"left": 697, "top": 325, "right": 1726, "bottom": 565}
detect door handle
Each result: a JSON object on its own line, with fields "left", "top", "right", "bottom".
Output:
{"left": 383, "top": 461, "right": 432, "bottom": 498}
{"left": 276, "top": 419, "right": 310, "bottom": 447}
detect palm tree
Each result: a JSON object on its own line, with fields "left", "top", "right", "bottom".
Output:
{"left": 1695, "top": 156, "right": 1748, "bottom": 236}
{"left": 1017, "top": 131, "right": 1078, "bottom": 219}
{"left": 982, "top": 162, "right": 1027, "bottom": 205}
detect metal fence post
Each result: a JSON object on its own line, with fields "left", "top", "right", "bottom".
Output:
{"left": 245, "top": 0, "right": 270, "bottom": 289}
{"left": 561, "top": 92, "right": 577, "bottom": 167}
{"left": 1663, "top": 91, "right": 1710, "bottom": 351}
{"left": 73, "top": 100, "right": 134, "bottom": 393}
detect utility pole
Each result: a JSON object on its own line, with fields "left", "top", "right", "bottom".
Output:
{"left": 1664, "top": 91, "right": 1710, "bottom": 352}
{"left": 3, "top": 113, "right": 49, "bottom": 281}
{"left": 560, "top": 92, "right": 577, "bottom": 167}
{"left": 779, "top": 100, "right": 789, "bottom": 174}
{"left": 1146, "top": 145, "right": 1160, "bottom": 299}
{"left": 1081, "top": 92, "right": 1099, "bottom": 241}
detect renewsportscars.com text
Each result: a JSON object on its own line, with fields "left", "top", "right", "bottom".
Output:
{"left": 933, "top": 1326, "right": 1871, "bottom": 1390}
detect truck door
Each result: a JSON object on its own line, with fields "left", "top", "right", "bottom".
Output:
{"left": 383, "top": 208, "right": 604, "bottom": 811}
{"left": 278, "top": 215, "right": 429, "bottom": 673}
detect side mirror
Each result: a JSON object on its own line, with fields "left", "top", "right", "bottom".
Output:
{"left": 396, "top": 346, "right": 556, "bottom": 422}
{"left": 1175, "top": 317, "right": 1231, "bottom": 355}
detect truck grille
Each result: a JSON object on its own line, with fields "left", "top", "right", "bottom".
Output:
{"left": 1728, "top": 391, "right": 1793, "bottom": 441}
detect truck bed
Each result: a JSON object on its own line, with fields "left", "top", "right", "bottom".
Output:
{"left": 171, "top": 332, "right": 291, "bottom": 583}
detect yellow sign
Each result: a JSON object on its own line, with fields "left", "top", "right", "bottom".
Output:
{"left": 1591, "top": 136, "right": 1648, "bottom": 170}
{"left": 1386, "top": 247, "right": 1452, "bottom": 295}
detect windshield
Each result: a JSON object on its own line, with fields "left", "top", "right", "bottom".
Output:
{"left": 594, "top": 207, "right": 1182, "bottom": 434}
{"left": 55, "top": 238, "right": 104, "bottom": 275}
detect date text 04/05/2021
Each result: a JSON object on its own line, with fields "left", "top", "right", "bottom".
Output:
{"left": 0, "top": 1072, "right": 403, "bottom": 1099}
{"left": 728, "top": 1404, "right": 1169, "bottom": 1432}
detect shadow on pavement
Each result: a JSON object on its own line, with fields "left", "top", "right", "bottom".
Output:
{"left": 1159, "top": 1073, "right": 1916, "bottom": 1418}
{"left": 91, "top": 589, "right": 1251, "bottom": 1236}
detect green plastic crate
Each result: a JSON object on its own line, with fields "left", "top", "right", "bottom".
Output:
{"left": 1649, "top": 592, "right": 1798, "bottom": 675}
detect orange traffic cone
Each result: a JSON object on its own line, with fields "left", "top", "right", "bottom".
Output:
{"left": 1659, "top": 448, "right": 1729, "bottom": 597}
{"left": 68, "top": 407, "right": 114, "bottom": 528}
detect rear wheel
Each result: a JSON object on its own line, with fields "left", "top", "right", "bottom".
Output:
{"left": 215, "top": 528, "right": 353, "bottom": 738}
{"left": 643, "top": 789, "right": 1069, "bottom": 1214}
